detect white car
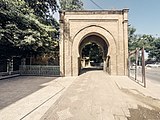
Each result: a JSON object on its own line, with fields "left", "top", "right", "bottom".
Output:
{"left": 146, "top": 63, "right": 160, "bottom": 68}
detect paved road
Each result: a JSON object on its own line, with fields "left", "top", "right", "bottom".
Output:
{"left": 0, "top": 76, "right": 57, "bottom": 110}
{"left": 146, "top": 68, "right": 160, "bottom": 84}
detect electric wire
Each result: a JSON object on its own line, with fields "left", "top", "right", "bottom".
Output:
{"left": 90, "top": 0, "right": 103, "bottom": 10}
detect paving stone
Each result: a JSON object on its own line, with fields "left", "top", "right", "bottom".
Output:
{"left": 114, "top": 115, "right": 128, "bottom": 120}
{"left": 57, "top": 108, "right": 73, "bottom": 120}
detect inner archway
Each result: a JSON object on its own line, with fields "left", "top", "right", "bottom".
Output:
{"left": 79, "top": 35, "right": 109, "bottom": 74}
{"left": 81, "top": 42, "right": 103, "bottom": 70}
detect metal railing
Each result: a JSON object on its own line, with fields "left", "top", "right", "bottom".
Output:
{"left": 128, "top": 47, "right": 146, "bottom": 87}
{"left": 19, "top": 65, "right": 60, "bottom": 76}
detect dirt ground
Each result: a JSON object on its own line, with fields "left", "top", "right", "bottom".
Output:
{"left": 127, "top": 105, "right": 160, "bottom": 120}
{"left": 121, "top": 89, "right": 160, "bottom": 120}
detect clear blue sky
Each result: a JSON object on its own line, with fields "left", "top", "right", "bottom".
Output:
{"left": 81, "top": 0, "right": 160, "bottom": 37}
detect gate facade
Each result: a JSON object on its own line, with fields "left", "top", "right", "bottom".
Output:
{"left": 60, "top": 9, "right": 129, "bottom": 76}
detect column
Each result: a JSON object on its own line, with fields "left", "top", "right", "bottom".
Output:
{"left": 123, "top": 8, "right": 129, "bottom": 75}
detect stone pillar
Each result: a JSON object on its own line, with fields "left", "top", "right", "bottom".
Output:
{"left": 103, "top": 58, "right": 107, "bottom": 72}
{"left": 10, "top": 59, "right": 13, "bottom": 73}
{"left": 7, "top": 58, "right": 13, "bottom": 75}
{"left": 106, "top": 55, "right": 112, "bottom": 75}
{"left": 7, "top": 59, "right": 9, "bottom": 73}
{"left": 123, "top": 8, "right": 129, "bottom": 75}
{"left": 59, "top": 11, "right": 65, "bottom": 76}
{"left": 64, "top": 21, "right": 72, "bottom": 76}
{"left": 81, "top": 59, "right": 86, "bottom": 68}
{"left": 72, "top": 55, "right": 79, "bottom": 76}
{"left": 59, "top": 11, "right": 73, "bottom": 77}
{"left": 21, "top": 58, "right": 26, "bottom": 65}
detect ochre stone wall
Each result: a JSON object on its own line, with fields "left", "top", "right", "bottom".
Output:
{"left": 60, "top": 9, "right": 129, "bottom": 76}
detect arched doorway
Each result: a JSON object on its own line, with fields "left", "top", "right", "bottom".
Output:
{"left": 79, "top": 34, "right": 109, "bottom": 74}
{"left": 71, "top": 26, "right": 116, "bottom": 76}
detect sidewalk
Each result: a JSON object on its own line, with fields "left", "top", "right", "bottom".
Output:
{"left": 41, "top": 71, "right": 160, "bottom": 120}
{"left": 115, "top": 76, "right": 160, "bottom": 100}
{"left": 0, "top": 76, "right": 76, "bottom": 120}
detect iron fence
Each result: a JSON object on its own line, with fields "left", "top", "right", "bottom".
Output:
{"left": 128, "top": 47, "right": 146, "bottom": 87}
{"left": 20, "top": 65, "right": 60, "bottom": 76}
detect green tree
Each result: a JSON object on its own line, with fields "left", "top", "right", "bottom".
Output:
{"left": 128, "top": 26, "right": 153, "bottom": 51}
{"left": 128, "top": 26, "right": 160, "bottom": 62}
{"left": 137, "top": 34, "right": 154, "bottom": 51}
{"left": 24, "top": 0, "right": 58, "bottom": 18}
{"left": 148, "top": 37, "right": 160, "bottom": 61}
{"left": 60, "top": 0, "right": 83, "bottom": 10}
{"left": 82, "top": 43, "right": 103, "bottom": 63}
{"left": 128, "top": 26, "right": 139, "bottom": 51}
{"left": 0, "top": 0, "right": 59, "bottom": 59}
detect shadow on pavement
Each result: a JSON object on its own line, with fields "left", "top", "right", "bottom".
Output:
{"left": 0, "top": 76, "right": 57, "bottom": 110}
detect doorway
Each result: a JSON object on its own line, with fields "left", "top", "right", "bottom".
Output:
{"left": 79, "top": 34, "right": 108, "bottom": 74}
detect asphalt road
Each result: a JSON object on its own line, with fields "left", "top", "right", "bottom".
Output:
{"left": 146, "top": 67, "right": 160, "bottom": 84}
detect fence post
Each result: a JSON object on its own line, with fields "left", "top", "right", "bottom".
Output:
{"left": 135, "top": 48, "right": 139, "bottom": 81}
{"left": 39, "top": 65, "right": 40, "bottom": 75}
{"left": 142, "top": 47, "right": 146, "bottom": 87}
{"left": 128, "top": 54, "right": 130, "bottom": 77}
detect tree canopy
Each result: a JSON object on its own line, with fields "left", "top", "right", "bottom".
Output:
{"left": 60, "top": 0, "right": 83, "bottom": 10}
{"left": 148, "top": 37, "right": 160, "bottom": 61}
{"left": 128, "top": 26, "right": 160, "bottom": 61}
{"left": 0, "top": 0, "right": 59, "bottom": 59}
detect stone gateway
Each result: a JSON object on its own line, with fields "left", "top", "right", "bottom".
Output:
{"left": 59, "top": 9, "right": 129, "bottom": 76}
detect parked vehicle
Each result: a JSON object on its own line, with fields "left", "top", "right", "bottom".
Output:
{"left": 146, "top": 63, "right": 160, "bottom": 68}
